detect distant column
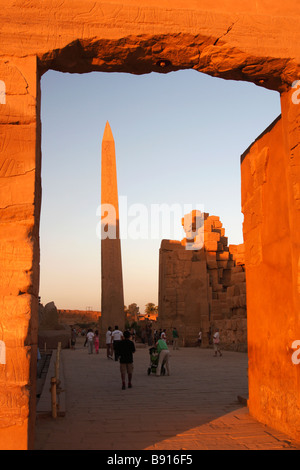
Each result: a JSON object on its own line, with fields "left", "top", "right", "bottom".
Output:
{"left": 101, "top": 122, "right": 125, "bottom": 333}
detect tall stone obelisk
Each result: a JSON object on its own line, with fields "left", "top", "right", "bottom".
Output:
{"left": 101, "top": 121, "right": 125, "bottom": 333}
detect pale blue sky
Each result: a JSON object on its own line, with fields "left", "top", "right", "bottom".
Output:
{"left": 39, "top": 69, "right": 281, "bottom": 312}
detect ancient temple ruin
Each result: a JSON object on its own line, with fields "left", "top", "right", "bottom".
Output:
{"left": 159, "top": 211, "right": 247, "bottom": 350}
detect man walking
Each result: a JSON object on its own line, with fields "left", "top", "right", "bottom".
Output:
{"left": 118, "top": 330, "right": 136, "bottom": 390}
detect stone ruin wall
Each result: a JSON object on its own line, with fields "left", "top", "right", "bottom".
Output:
{"left": 38, "top": 302, "right": 70, "bottom": 350}
{"left": 57, "top": 309, "right": 100, "bottom": 327}
{"left": 37, "top": 303, "right": 100, "bottom": 350}
{"left": 158, "top": 213, "right": 247, "bottom": 351}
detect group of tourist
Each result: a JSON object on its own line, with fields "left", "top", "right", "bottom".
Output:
{"left": 70, "top": 324, "right": 222, "bottom": 390}
{"left": 84, "top": 329, "right": 100, "bottom": 355}
{"left": 105, "top": 325, "right": 171, "bottom": 388}
{"left": 151, "top": 327, "right": 178, "bottom": 350}
{"left": 196, "top": 328, "right": 222, "bottom": 356}
{"left": 70, "top": 327, "right": 100, "bottom": 354}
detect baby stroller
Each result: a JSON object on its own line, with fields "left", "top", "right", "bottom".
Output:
{"left": 147, "top": 347, "right": 166, "bottom": 376}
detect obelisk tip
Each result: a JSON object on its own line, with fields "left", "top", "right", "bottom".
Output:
{"left": 103, "top": 121, "right": 114, "bottom": 141}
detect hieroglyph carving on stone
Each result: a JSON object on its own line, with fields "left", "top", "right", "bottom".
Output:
{"left": 0, "top": 341, "right": 6, "bottom": 365}
{"left": 0, "top": 81, "right": 6, "bottom": 104}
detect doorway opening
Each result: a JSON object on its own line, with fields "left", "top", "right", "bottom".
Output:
{"left": 35, "top": 69, "right": 281, "bottom": 447}
{"left": 39, "top": 69, "right": 280, "bottom": 322}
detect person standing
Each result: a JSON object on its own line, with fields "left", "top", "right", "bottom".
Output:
{"left": 94, "top": 330, "right": 100, "bottom": 354}
{"left": 172, "top": 327, "right": 179, "bottom": 350}
{"left": 106, "top": 326, "right": 113, "bottom": 359}
{"left": 118, "top": 330, "right": 136, "bottom": 390}
{"left": 86, "top": 329, "right": 95, "bottom": 355}
{"left": 156, "top": 338, "right": 170, "bottom": 376}
{"left": 112, "top": 325, "right": 123, "bottom": 361}
{"left": 161, "top": 329, "right": 167, "bottom": 343}
{"left": 213, "top": 328, "right": 222, "bottom": 357}
{"left": 130, "top": 327, "right": 136, "bottom": 342}
{"left": 197, "top": 331, "right": 202, "bottom": 347}
{"left": 70, "top": 326, "right": 77, "bottom": 350}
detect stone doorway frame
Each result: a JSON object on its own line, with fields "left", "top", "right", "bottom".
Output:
{"left": 0, "top": 2, "right": 300, "bottom": 449}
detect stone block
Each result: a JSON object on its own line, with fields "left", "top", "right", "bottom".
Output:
{"left": 220, "top": 236, "right": 228, "bottom": 246}
{"left": 205, "top": 231, "right": 220, "bottom": 242}
{"left": 234, "top": 284, "right": 240, "bottom": 296}
{"left": 178, "top": 249, "right": 193, "bottom": 261}
{"left": 217, "top": 260, "right": 228, "bottom": 269}
{"left": 218, "top": 267, "right": 224, "bottom": 278}
{"left": 206, "top": 252, "right": 218, "bottom": 269}
{"left": 221, "top": 269, "right": 232, "bottom": 286}
{"left": 204, "top": 240, "right": 218, "bottom": 251}
{"left": 231, "top": 265, "right": 244, "bottom": 273}
{"left": 218, "top": 292, "right": 227, "bottom": 301}
{"left": 203, "top": 220, "right": 213, "bottom": 232}
{"left": 238, "top": 294, "right": 247, "bottom": 308}
{"left": 226, "top": 285, "right": 235, "bottom": 298}
{"left": 235, "top": 308, "right": 247, "bottom": 319}
{"left": 160, "top": 239, "right": 182, "bottom": 251}
{"left": 213, "top": 220, "right": 223, "bottom": 230}
{"left": 216, "top": 251, "right": 230, "bottom": 260}
{"left": 231, "top": 272, "right": 246, "bottom": 284}
{"left": 237, "top": 282, "right": 247, "bottom": 295}
{"left": 209, "top": 269, "right": 218, "bottom": 283}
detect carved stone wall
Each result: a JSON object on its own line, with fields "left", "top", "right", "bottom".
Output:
{"left": 241, "top": 114, "right": 300, "bottom": 442}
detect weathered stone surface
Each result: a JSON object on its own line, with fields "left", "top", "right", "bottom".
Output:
{"left": 38, "top": 328, "right": 70, "bottom": 350}
{"left": 241, "top": 114, "right": 300, "bottom": 443}
{"left": 37, "top": 302, "right": 70, "bottom": 349}
{"left": 0, "top": 1, "right": 299, "bottom": 90}
{"left": 0, "top": 56, "right": 40, "bottom": 450}
{"left": 38, "top": 302, "right": 59, "bottom": 330}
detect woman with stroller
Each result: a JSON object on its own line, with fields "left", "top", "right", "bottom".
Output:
{"left": 156, "top": 338, "right": 170, "bottom": 376}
